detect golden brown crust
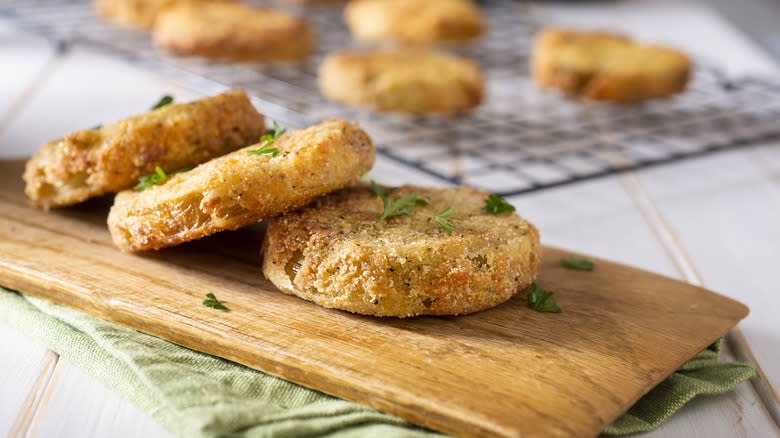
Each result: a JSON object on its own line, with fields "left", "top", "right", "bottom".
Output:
{"left": 92, "top": 0, "right": 232, "bottom": 29}
{"left": 283, "top": 0, "right": 346, "bottom": 3}
{"left": 532, "top": 27, "right": 691, "bottom": 103}
{"left": 318, "top": 49, "right": 484, "bottom": 114}
{"left": 153, "top": 2, "right": 315, "bottom": 61}
{"left": 344, "top": 0, "right": 485, "bottom": 44}
{"left": 108, "top": 119, "right": 374, "bottom": 251}
{"left": 23, "top": 90, "right": 265, "bottom": 209}
{"left": 262, "top": 183, "right": 541, "bottom": 317}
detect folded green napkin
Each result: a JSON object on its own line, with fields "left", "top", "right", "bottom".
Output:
{"left": 0, "top": 287, "right": 755, "bottom": 437}
{"left": 602, "top": 337, "right": 755, "bottom": 435}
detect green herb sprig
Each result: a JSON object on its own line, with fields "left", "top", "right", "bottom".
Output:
{"left": 246, "top": 141, "right": 280, "bottom": 157}
{"left": 483, "top": 194, "right": 516, "bottom": 215}
{"left": 372, "top": 181, "right": 427, "bottom": 221}
{"left": 202, "top": 293, "right": 229, "bottom": 311}
{"left": 151, "top": 95, "right": 174, "bottom": 110}
{"left": 371, "top": 180, "right": 394, "bottom": 199}
{"left": 561, "top": 257, "right": 594, "bottom": 271}
{"left": 527, "top": 282, "right": 561, "bottom": 313}
{"left": 134, "top": 166, "right": 189, "bottom": 192}
{"left": 428, "top": 205, "right": 456, "bottom": 235}
{"left": 246, "top": 121, "right": 286, "bottom": 157}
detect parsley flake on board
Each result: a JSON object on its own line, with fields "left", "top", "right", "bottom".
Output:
{"left": 202, "top": 293, "right": 229, "bottom": 311}
{"left": 561, "top": 257, "right": 594, "bottom": 271}
{"left": 428, "top": 205, "right": 456, "bottom": 235}
{"left": 246, "top": 121, "right": 286, "bottom": 156}
{"left": 527, "top": 282, "right": 561, "bottom": 313}
{"left": 151, "top": 95, "right": 174, "bottom": 110}
{"left": 134, "top": 166, "right": 190, "bottom": 192}
{"left": 483, "top": 194, "right": 516, "bottom": 215}
{"left": 372, "top": 181, "right": 427, "bottom": 221}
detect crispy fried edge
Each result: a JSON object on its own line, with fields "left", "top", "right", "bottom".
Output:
{"left": 262, "top": 183, "right": 542, "bottom": 317}
{"left": 318, "top": 49, "right": 484, "bottom": 114}
{"left": 344, "top": 0, "right": 485, "bottom": 44}
{"left": 153, "top": 2, "right": 315, "bottom": 61}
{"left": 107, "top": 119, "right": 375, "bottom": 251}
{"left": 532, "top": 27, "right": 691, "bottom": 103}
{"left": 23, "top": 90, "right": 265, "bottom": 209}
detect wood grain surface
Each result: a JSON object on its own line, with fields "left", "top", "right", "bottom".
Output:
{"left": 0, "top": 160, "right": 749, "bottom": 438}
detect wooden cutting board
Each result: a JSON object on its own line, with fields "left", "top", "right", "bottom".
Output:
{"left": 0, "top": 160, "right": 748, "bottom": 438}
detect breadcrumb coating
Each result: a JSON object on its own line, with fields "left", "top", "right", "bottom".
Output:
{"left": 108, "top": 119, "right": 374, "bottom": 251}
{"left": 532, "top": 27, "right": 691, "bottom": 102}
{"left": 263, "top": 183, "right": 541, "bottom": 317}
{"left": 24, "top": 90, "right": 265, "bottom": 209}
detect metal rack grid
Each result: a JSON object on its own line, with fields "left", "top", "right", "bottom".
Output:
{"left": 2, "top": 0, "right": 780, "bottom": 196}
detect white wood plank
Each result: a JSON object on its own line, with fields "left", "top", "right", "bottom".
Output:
{"left": 29, "top": 360, "right": 173, "bottom": 438}
{"left": 639, "top": 341, "right": 780, "bottom": 438}
{"left": 704, "top": 0, "right": 780, "bottom": 60}
{"left": 509, "top": 178, "right": 679, "bottom": 278}
{"left": 0, "top": 321, "right": 55, "bottom": 437}
{"left": 0, "top": 47, "right": 204, "bottom": 159}
{"left": 0, "top": 34, "right": 55, "bottom": 137}
{"left": 750, "top": 144, "right": 780, "bottom": 179}
{"left": 633, "top": 147, "right": 780, "bottom": 420}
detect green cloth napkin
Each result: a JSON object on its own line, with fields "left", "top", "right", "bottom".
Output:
{"left": 0, "top": 287, "right": 755, "bottom": 437}
{"left": 602, "top": 337, "right": 755, "bottom": 435}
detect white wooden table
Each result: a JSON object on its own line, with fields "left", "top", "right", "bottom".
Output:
{"left": 1, "top": 0, "right": 779, "bottom": 436}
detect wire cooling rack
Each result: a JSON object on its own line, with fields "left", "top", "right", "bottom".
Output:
{"left": 3, "top": 0, "right": 780, "bottom": 196}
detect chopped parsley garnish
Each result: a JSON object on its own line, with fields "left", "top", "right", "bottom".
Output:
{"left": 371, "top": 180, "right": 394, "bottom": 199}
{"left": 561, "top": 257, "right": 594, "bottom": 271}
{"left": 428, "top": 205, "right": 456, "bottom": 235}
{"left": 91, "top": 124, "right": 102, "bottom": 130}
{"left": 151, "top": 95, "right": 174, "bottom": 110}
{"left": 246, "top": 121, "right": 286, "bottom": 156}
{"left": 263, "top": 120, "right": 287, "bottom": 140}
{"left": 380, "top": 193, "right": 428, "bottom": 221}
{"left": 372, "top": 180, "right": 427, "bottom": 221}
{"left": 134, "top": 166, "right": 189, "bottom": 191}
{"left": 527, "top": 282, "right": 561, "bottom": 313}
{"left": 202, "top": 293, "right": 229, "bottom": 311}
{"left": 245, "top": 141, "right": 280, "bottom": 157}
{"left": 483, "top": 194, "right": 516, "bottom": 215}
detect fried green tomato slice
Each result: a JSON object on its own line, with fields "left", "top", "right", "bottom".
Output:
{"left": 262, "top": 183, "right": 541, "bottom": 317}
{"left": 24, "top": 89, "right": 265, "bottom": 209}
{"left": 108, "top": 119, "right": 374, "bottom": 251}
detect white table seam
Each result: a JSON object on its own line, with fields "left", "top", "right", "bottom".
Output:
{"left": 9, "top": 350, "right": 59, "bottom": 438}
{"left": 618, "top": 172, "right": 705, "bottom": 284}
{"left": 23, "top": 357, "right": 65, "bottom": 438}
{"left": 625, "top": 167, "right": 780, "bottom": 429}
{"left": 0, "top": 44, "right": 66, "bottom": 438}
{"left": 587, "top": 95, "right": 780, "bottom": 429}
{"left": 730, "top": 327, "right": 780, "bottom": 428}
